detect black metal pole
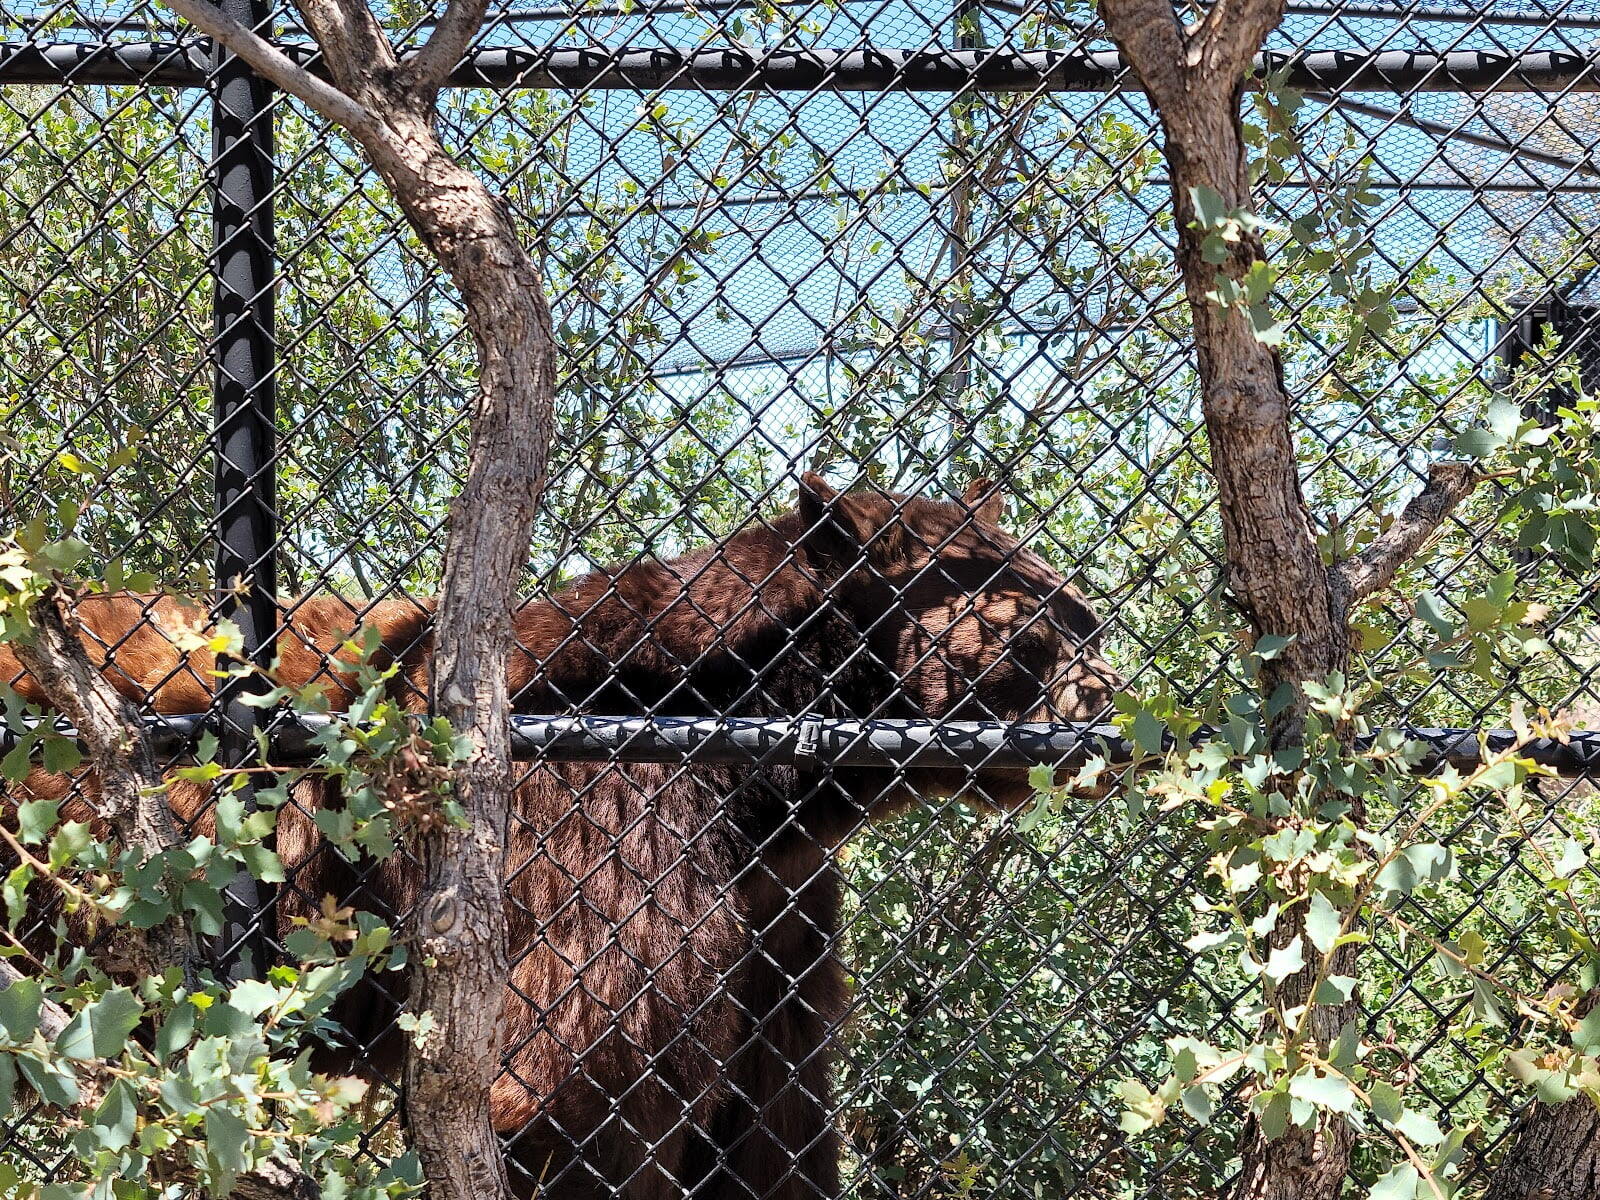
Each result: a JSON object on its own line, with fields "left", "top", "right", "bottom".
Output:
{"left": 211, "top": 0, "right": 277, "bottom": 982}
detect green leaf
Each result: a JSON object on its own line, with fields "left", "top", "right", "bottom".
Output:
{"left": 1189, "top": 185, "right": 1227, "bottom": 229}
{"left": 1115, "top": 1078, "right": 1165, "bottom": 1133}
{"left": 1257, "top": 1090, "right": 1291, "bottom": 1140}
{"left": 1416, "top": 593, "right": 1455, "bottom": 640}
{"left": 1180, "top": 1084, "right": 1214, "bottom": 1124}
{"left": 1475, "top": 760, "right": 1520, "bottom": 791}
{"left": 1130, "top": 708, "right": 1165, "bottom": 756}
{"left": 1314, "top": 975, "right": 1358, "bottom": 1005}
{"left": 1305, "top": 891, "right": 1341, "bottom": 955}
{"left": 1288, "top": 1067, "right": 1356, "bottom": 1113}
{"left": 1375, "top": 843, "right": 1453, "bottom": 900}
{"left": 1554, "top": 837, "right": 1589, "bottom": 878}
{"left": 1452, "top": 427, "right": 1505, "bottom": 459}
{"left": 16, "top": 798, "right": 59, "bottom": 845}
{"left": 155, "top": 1001, "right": 196, "bottom": 1061}
{"left": 1249, "top": 305, "right": 1286, "bottom": 346}
{"left": 2, "top": 864, "right": 31, "bottom": 930}
{"left": 1394, "top": 1108, "right": 1445, "bottom": 1147}
{"left": 228, "top": 978, "right": 282, "bottom": 1019}
{"left": 1, "top": 741, "right": 33, "bottom": 784}
{"left": 16, "top": 1053, "right": 78, "bottom": 1107}
{"left": 90, "top": 1078, "right": 139, "bottom": 1151}
{"left": 1486, "top": 395, "right": 1523, "bottom": 438}
{"left": 1254, "top": 634, "right": 1295, "bottom": 661}
{"left": 1184, "top": 928, "right": 1236, "bottom": 954}
{"left": 239, "top": 842, "right": 285, "bottom": 884}
{"left": 47, "top": 821, "right": 92, "bottom": 872}
{"left": 56, "top": 987, "right": 142, "bottom": 1060}
{"left": 40, "top": 735, "right": 80, "bottom": 774}
{"left": 0, "top": 975, "right": 42, "bottom": 1040}
{"left": 203, "top": 1105, "right": 252, "bottom": 1185}
{"left": 1368, "top": 1163, "right": 1420, "bottom": 1200}
{"left": 1369, "top": 1080, "right": 1404, "bottom": 1125}
{"left": 1264, "top": 937, "right": 1305, "bottom": 984}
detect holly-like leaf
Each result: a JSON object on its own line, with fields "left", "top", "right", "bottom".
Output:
{"left": 203, "top": 1105, "right": 252, "bottom": 1187}
{"left": 89, "top": 1079, "right": 139, "bottom": 1151}
{"left": 0, "top": 975, "right": 41, "bottom": 1041}
{"left": 16, "top": 798, "right": 58, "bottom": 845}
{"left": 1314, "top": 975, "right": 1358, "bottom": 1005}
{"left": 1264, "top": 936, "right": 1305, "bottom": 984}
{"left": 1368, "top": 1163, "right": 1420, "bottom": 1200}
{"left": 1452, "top": 427, "right": 1505, "bottom": 459}
{"left": 1305, "top": 891, "right": 1341, "bottom": 955}
{"left": 56, "top": 987, "right": 142, "bottom": 1060}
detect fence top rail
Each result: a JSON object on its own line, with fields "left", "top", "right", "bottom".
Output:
{"left": 0, "top": 41, "right": 1596, "bottom": 90}
{"left": 6, "top": 713, "right": 1600, "bottom": 773}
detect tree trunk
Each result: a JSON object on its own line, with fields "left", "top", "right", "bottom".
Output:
{"left": 368, "top": 105, "right": 555, "bottom": 1200}
{"left": 1091, "top": 6, "right": 1478, "bottom": 1200}
{"left": 1484, "top": 1084, "right": 1600, "bottom": 1200}
{"left": 144, "top": 6, "right": 558, "bottom": 1192}
{"left": 1488, "top": 719, "right": 1600, "bottom": 1200}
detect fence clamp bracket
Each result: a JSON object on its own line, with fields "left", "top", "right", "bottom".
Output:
{"left": 794, "top": 714, "right": 824, "bottom": 762}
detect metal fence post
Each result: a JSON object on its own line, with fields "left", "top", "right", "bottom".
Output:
{"left": 211, "top": 0, "right": 278, "bottom": 981}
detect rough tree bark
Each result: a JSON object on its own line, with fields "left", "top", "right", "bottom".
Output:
{"left": 1482, "top": 696, "right": 1600, "bottom": 1200}
{"left": 9, "top": 588, "right": 197, "bottom": 985}
{"left": 11, "top": 590, "right": 184, "bottom": 885}
{"left": 148, "top": 2, "right": 555, "bottom": 1197}
{"left": 1094, "top": 3, "right": 1478, "bottom": 1198}
{"left": 1484, "top": 1063, "right": 1600, "bottom": 1200}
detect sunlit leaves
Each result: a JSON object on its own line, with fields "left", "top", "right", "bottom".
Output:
{"left": 1305, "top": 890, "right": 1342, "bottom": 955}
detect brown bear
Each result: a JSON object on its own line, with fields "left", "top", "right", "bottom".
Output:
{"left": 4, "top": 475, "right": 1121, "bottom": 1200}
{"left": 279, "top": 474, "right": 1121, "bottom": 1198}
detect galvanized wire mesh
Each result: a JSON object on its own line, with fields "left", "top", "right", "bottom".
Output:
{"left": 3, "top": 0, "right": 1600, "bottom": 1195}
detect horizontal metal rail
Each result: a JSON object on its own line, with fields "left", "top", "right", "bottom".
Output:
{"left": 0, "top": 42, "right": 1596, "bottom": 91}
{"left": 1284, "top": 1, "right": 1600, "bottom": 26}
{"left": 5, "top": 713, "right": 1600, "bottom": 773}
{"left": 23, "top": 1, "right": 1600, "bottom": 35}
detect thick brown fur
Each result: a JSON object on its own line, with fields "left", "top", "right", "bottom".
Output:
{"left": 4, "top": 479, "right": 1121, "bottom": 1200}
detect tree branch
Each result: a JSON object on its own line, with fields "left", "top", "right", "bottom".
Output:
{"left": 11, "top": 589, "right": 181, "bottom": 872}
{"left": 1196, "top": 0, "right": 1288, "bottom": 80}
{"left": 157, "top": 0, "right": 378, "bottom": 133}
{"left": 1096, "top": 0, "right": 1188, "bottom": 109}
{"left": 401, "top": 0, "right": 491, "bottom": 94}
{"left": 1331, "top": 462, "right": 1478, "bottom": 612}
{"left": 292, "top": 0, "right": 401, "bottom": 96}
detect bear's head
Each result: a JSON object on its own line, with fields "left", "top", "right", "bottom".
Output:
{"left": 796, "top": 472, "right": 1123, "bottom": 808}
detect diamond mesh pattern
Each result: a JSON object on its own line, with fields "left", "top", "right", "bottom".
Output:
{"left": 3, "top": 0, "right": 1600, "bottom": 1195}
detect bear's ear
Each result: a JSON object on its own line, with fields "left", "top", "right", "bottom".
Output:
{"left": 797, "top": 471, "right": 881, "bottom": 567}
{"left": 962, "top": 477, "right": 1005, "bottom": 525}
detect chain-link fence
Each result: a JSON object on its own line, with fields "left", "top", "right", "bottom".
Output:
{"left": 4, "top": 0, "right": 1600, "bottom": 1195}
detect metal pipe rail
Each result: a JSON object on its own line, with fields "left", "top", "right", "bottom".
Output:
{"left": 5, "top": 714, "right": 1600, "bottom": 774}
{"left": 1, "top": 42, "right": 1597, "bottom": 91}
